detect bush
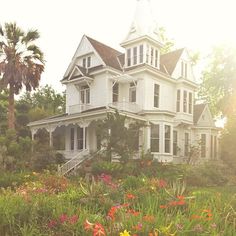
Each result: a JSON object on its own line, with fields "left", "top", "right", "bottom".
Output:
{"left": 91, "top": 161, "right": 123, "bottom": 176}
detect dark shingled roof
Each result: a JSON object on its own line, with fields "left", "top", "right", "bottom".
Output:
{"left": 193, "top": 104, "right": 206, "bottom": 124}
{"left": 86, "top": 36, "right": 123, "bottom": 71}
{"left": 160, "top": 48, "right": 184, "bottom": 75}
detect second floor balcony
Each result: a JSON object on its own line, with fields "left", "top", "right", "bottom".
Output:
{"left": 68, "top": 101, "right": 142, "bottom": 114}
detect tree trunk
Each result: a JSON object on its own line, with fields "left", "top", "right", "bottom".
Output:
{"left": 8, "top": 84, "right": 15, "bottom": 130}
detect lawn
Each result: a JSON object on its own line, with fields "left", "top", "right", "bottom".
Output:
{"left": 0, "top": 167, "right": 235, "bottom": 236}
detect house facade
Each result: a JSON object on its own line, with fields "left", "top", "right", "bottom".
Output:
{"left": 28, "top": 0, "right": 219, "bottom": 168}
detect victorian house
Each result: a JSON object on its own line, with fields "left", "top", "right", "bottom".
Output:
{"left": 28, "top": 0, "right": 219, "bottom": 174}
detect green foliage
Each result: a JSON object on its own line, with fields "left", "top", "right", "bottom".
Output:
{"left": 91, "top": 161, "right": 123, "bottom": 176}
{"left": 199, "top": 45, "right": 236, "bottom": 117}
{"left": 95, "top": 111, "right": 145, "bottom": 163}
{"left": 159, "top": 27, "right": 175, "bottom": 54}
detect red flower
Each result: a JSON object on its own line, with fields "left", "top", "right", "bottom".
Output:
{"left": 127, "top": 209, "right": 140, "bottom": 216}
{"left": 158, "top": 179, "right": 167, "bottom": 188}
{"left": 126, "top": 193, "right": 136, "bottom": 199}
{"left": 48, "top": 219, "right": 57, "bottom": 228}
{"left": 160, "top": 205, "right": 168, "bottom": 209}
{"left": 69, "top": 215, "right": 78, "bottom": 224}
{"left": 59, "top": 213, "right": 68, "bottom": 224}
{"left": 93, "top": 223, "right": 106, "bottom": 236}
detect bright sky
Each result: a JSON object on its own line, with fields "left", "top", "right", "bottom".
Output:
{"left": 1, "top": 0, "right": 236, "bottom": 93}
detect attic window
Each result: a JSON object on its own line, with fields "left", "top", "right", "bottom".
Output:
{"left": 181, "top": 61, "right": 188, "bottom": 78}
{"left": 82, "top": 56, "right": 91, "bottom": 68}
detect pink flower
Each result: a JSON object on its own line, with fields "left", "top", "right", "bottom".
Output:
{"left": 59, "top": 213, "right": 68, "bottom": 224}
{"left": 48, "top": 219, "right": 57, "bottom": 228}
{"left": 69, "top": 215, "right": 78, "bottom": 224}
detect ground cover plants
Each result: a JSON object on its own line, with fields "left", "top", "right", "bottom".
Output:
{"left": 0, "top": 165, "right": 235, "bottom": 236}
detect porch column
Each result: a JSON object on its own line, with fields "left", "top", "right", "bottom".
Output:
{"left": 146, "top": 125, "right": 151, "bottom": 151}
{"left": 46, "top": 125, "right": 57, "bottom": 148}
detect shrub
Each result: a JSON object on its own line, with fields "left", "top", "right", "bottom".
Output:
{"left": 91, "top": 161, "right": 123, "bottom": 176}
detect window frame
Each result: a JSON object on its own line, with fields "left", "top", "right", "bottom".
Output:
{"left": 201, "top": 134, "right": 206, "bottom": 158}
{"left": 176, "top": 89, "right": 181, "bottom": 112}
{"left": 112, "top": 83, "right": 119, "bottom": 103}
{"left": 164, "top": 125, "right": 171, "bottom": 153}
{"left": 173, "top": 130, "right": 178, "bottom": 156}
{"left": 129, "top": 82, "right": 136, "bottom": 103}
{"left": 151, "top": 124, "right": 160, "bottom": 153}
{"left": 183, "top": 90, "right": 187, "bottom": 113}
{"left": 154, "top": 84, "right": 160, "bottom": 108}
{"left": 80, "top": 85, "right": 90, "bottom": 104}
{"left": 184, "top": 133, "right": 189, "bottom": 157}
{"left": 188, "top": 92, "right": 193, "bottom": 114}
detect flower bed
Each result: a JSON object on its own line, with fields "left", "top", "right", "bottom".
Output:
{"left": 0, "top": 172, "right": 235, "bottom": 235}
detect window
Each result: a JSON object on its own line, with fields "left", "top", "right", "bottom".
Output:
{"left": 154, "top": 84, "right": 160, "bottom": 108}
{"left": 70, "top": 128, "right": 74, "bottom": 150}
{"left": 146, "top": 45, "right": 149, "bottom": 63}
{"left": 133, "top": 47, "right": 137, "bottom": 65}
{"left": 82, "top": 58, "right": 86, "bottom": 68}
{"left": 183, "top": 90, "right": 187, "bottom": 113}
{"left": 214, "top": 136, "right": 217, "bottom": 158}
{"left": 150, "top": 47, "right": 154, "bottom": 65}
{"left": 181, "top": 61, "right": 188, "bottom": 78}
{"left": 129, "top": 82, "right": 136, "bottom": 103}
{"left": 127, "top": 49, "right": 131, "bottom": 66}
{"left": 80, "top": 85, "right": 90, "bottom": 104}
{"left": 151, "top": 124, "right": 159, "bottom": 152}
{"left": 210, "top": 135, "right": 213, "bottom": 159}
{"left": 201, "top": 134, "right": 206, "bottom": 158}
{"left": 173, "top": 130, "right": 178, "bottom": 156}
{"left": 77, "top": 127, "right": 83, "bottom": 150}
{"left": 139, "top": 45, "right": 143, "bottom": 63}
{"left": 184, "top": 133, "right": 189, "bottom": 156}
{"left": 87, "top": 56, "right": 91, "bottom": 68}
{"left": 155, "top": 49, "right": 159, "bottom": 67}
{"left": 176, "top": 90, "right": 181, "bottom": 112}
{"left": 165, "top": 125, "right": 171, "bottom": 153}
{"left": 82, "top": 56, "right": 91, "bottom": 68}
{"left": 112, "top": 83, "right": 119, "bottom": 102}
{"left": 189, "top": 92, "right": 193, "bottom": 114}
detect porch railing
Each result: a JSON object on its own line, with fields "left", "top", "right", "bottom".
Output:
{"left": 108, "top": 102, "right": 142, "bottom": 113}
{"left": 58, "top": 149, "right": 89, "bottom": 175}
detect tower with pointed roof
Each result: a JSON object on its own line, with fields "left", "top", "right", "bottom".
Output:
{"left": 121, "top": 0, "right": 163, "bottom": 69}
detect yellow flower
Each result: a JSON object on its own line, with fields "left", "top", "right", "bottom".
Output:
{"left": 120, "top": 230, "right": 131, "bottom": 236}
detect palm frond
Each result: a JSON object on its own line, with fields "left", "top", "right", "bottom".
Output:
{"left": 5, "top": 22, "right": 24, "bottom": 45}
{"left": 22, "top": 29, "right": 40, "bottom": 44}
{"left": 27, "top": 44, "right": 44, "bottom": 61}
{"left": 0, "top": 24, "right": 3, "bottom": 36}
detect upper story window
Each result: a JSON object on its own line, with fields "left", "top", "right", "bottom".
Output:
{"left": 176, "top": 89, "right": 181, "bottom": 112}
{"left": 146, "top": 45, "right": 149, "bottom": 63}
{"left": 188, "top": 92, "right": 193, "bottom": 114}
{"left": 151, "top": 124, "right": 160, "bottom": 152}
{"left": 164, "top": 125, "right": 171, "bottom": 153}
{"left": 201, "top": 134, "right": 206, "bottom": 158}
{"left": 127, "top": 49, "right": 131, "bottom": 67}
{"left": 150, "top": 47, "right": 154, "bottom": 65}
{"left": 139, "top": 45, "right": 143, "bottom": 63}
{"left": 155, "top": 49, "right": 159, "bottom": 68}
{"left": 112, "top": 83, "right": 119, "bottom": 102}
{"left": 129, "top": 82, "right": 136, "bottom": 103}
{"left": 80, "top": 85, "right": 90, "bottom": 104}
{"left": 154, "top": 84, "right": 160, "bottom": 108}
{"left": 181, "top": 61, "right": 188, "bottom": 78}
{"left": 82, "top": 56, "right": 91, "bottom": 68}
{"left": 183, "top": 90, "right": 187, "bottom": 113}
{"left": 133, "top": 47, "right": 137, "bottom": 65}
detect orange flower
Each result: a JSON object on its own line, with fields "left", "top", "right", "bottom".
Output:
{"left": 126, "top": 193, "right": 136, "bottom": 200}
{"left": 160, "top": 205, "right": 168, "bottom": 209}
{"left": 143, "top": 215, "right": 155, "bottom": 222}
{"left": 127, "top": 209, "right": 140, "bottom": 216}
{"left": 84, "top": 219, "right": 94, "bottom": 231}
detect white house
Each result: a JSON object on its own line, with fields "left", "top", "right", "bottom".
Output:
{"left": 28, "top": 0, "right": 219, "bottom": 173}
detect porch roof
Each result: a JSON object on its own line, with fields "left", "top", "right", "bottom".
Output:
{"left": 28, "top": 106, "right": 148, "bottom": 131}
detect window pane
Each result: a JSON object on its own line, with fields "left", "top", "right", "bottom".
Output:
{"left": 113, "top": 83, "right": 119, "bottom": 102}
{"left": 77, "top": 127, "right": 83, "bottom": 150}
{"left": 70, "top": 128, "right": 74, "bottom": 150}
{"left": 164, "top": 125, "right": 171, "bottom": 153}
{"left": 150, "top": 47, "right": 154, "bottom": 65}
{"left": 155, "top": 49, "right": 158, "bottom": 67}
{"left": 151, "top": 124, "right": 159, "bottom": 152}
{"left": 189, "top": 92, "right": 192, "bottom": 114}
{"left": 83, "top": 58, "right": 86, "bottom": 68}
{"left": 177, "top": 90, "right": 181, "bottom": 112}
{"left": 183, "top": 91, "right": 187, "bottom": 112}
{"left": 86, "top": 89, "right": 90, "bottom": 104}
{"left": 127, "top": 49, "right": 131, "bottom": 66}
{"left": 139, "top": 45, "right": 143, "bottom": 63}
{"left": 80, "top": 90, "right": 85, "bottom": 104}
{"left": 154, "top": 84, "right": 159, "bottom": 108}
{"left": 184, "top": 133, "right": 189, "bottom": 156}
{"left": 87, "top": 56, "right": 91, "bottom": 68}
{"left": 133, "top": 47, "right": 137, "bottom": 65}
{"left": 173, "top": 131, "right": 178, "bottom": 155}
{"left": 201, "top": 134, "right": 206, "bottom": 158}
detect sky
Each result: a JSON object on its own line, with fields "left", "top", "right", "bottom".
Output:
{"left": 1, "top": 0, "right": 236, "bottom": 93}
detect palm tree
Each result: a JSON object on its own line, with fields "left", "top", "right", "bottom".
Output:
{"left": 0, "top": 22, "right": 44, "bottom": 129}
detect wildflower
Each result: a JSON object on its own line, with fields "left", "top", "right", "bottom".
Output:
{"left": 143, "top": 215, "right": 155, "bottom": 222}
{"left": 69, "top": 215, "right": 78, "bottom": 224}
{"left": 59, "top": 213, "right": 68, "bottom": 224}
{"left": 126, "top": 209, "right": 140, "bottom": 216}
{"left": 158, "top": 179, "right": 167, "bottom": 188}
{"left": 48, "top": 219, "right": 57, "bottom": 228}
{"left": 191, "top": 214, "right": 202, "bottom": 220}
{"left": 133, "top": 223, "right": 142, "bottom": 231}
{"left": 160, "top": 205, "right": 168, "bottom": 209}
{"left": 126, "top": 193, "right": 136, "bottom": 200}
{"left": 84, "top": 219, "right": 94, "bottom": 231}
{"left": 120, "top": 230, "right": 131, "bottom": 236}
{"left": 93, "top": 223, "right": 106, "bottom": 236}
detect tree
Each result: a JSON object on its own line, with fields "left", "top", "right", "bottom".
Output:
{"left": 0, "top": 22, "right": 44, "bottom": 129}
{"left": 159, "top": 27, "right": 175, "bottom": 54}
{"left": 199, "top": 45, "right": 236, "bottom": 117}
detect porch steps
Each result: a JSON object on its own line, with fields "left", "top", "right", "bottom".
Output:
{"left": 58, "top": 149, "right": 89, "bottom": 176}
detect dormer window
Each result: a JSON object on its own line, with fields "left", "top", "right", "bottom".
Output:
{"left": 82, "top": 56, "right": 91, "bottom": 68}
{"left": 127, "top": 49, "right": 131, "bottom": 67}
{"left": 181, "top": 61, "right": 188, "bottom": 78}
{"left": 139, "top": 45, "right": 143, "bottom": 63}
{"left": 155, "top": 49, "right": 159, "bottom": 68}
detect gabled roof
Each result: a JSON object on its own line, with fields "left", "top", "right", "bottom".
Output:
{"left": 160, "top": 48, "right": 184, "bottom": 75}
{"left": 193, "top": 104, "right": 207, "bottom": 124}
{"left": 86, "top": 36, "right": 123, "bottom": 71}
